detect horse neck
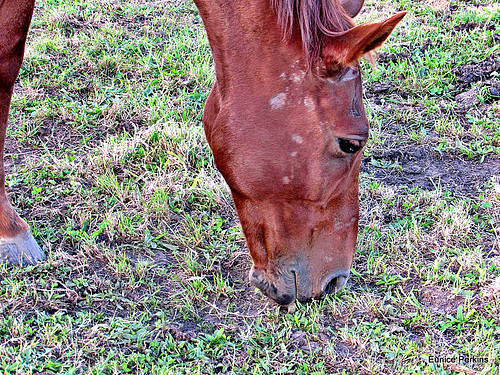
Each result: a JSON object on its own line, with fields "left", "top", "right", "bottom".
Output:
{"left": 194, "top": 0, "right": 303, "bottom": 96}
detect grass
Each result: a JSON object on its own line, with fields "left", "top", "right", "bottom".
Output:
{"left": 359, "top": 0, "right": 500, "bottom": 160}
{"left": 0, "top": 0, "right": 499, "bottom": 374}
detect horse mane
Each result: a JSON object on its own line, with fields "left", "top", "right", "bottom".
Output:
{"left": 272, "top": 0, "right": 355, "bottom": 65}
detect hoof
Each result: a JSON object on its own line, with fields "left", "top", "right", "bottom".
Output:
{"left": 0, "top": 230, "right": 45, "bottom": 266}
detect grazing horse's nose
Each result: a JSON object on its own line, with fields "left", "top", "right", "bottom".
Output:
{"left": 250, "top": 267, "right": 298, "bottom": 306}
{"left": 250, "top": 266, "right": 350, "bottom": 305}
{"left": 321, "top": 271, "right": 350, "bottom": 296}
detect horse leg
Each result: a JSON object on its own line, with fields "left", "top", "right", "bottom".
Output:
{"left": 0, "top": 0, "right": 45, "bottom": 266}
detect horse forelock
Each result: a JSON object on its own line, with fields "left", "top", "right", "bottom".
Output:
{"left": 272, "top": 0, "right": 355, "bottom": 66}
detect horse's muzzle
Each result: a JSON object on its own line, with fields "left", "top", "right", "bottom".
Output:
{"left": 250, "top": 266, "right": 349, "bottom": 305}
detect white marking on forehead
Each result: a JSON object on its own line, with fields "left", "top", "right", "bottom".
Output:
{"left": 290, "top": 151, "right": 297, "bottom": 157}
{"left": 304, "top": 96, "right": 313, "bottom": 109}
{"left": 270, "top": 92, "right": 287, "bottom": 110}
{"left": 291, "top": 70, "right": 306, "bottom": 83}
{"left": 291, "top": 134, "right": 303, "bottom": 144}
{"left": 283, "top": 176, "right": 291, "bottom": 184}
{"left": 279, "top": 63, "right": 306, "bottom": 85}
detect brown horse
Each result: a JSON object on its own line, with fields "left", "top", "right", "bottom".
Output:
{"left": 0, "top": 0, "right": 404, "bottom": 305}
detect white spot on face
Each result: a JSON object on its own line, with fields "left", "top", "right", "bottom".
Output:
{"left": 283, "top": 176, "right": 291, "bottom": 184}
{"left": 270, "top": 92, "right": 287, "bottom": 110}
{"left": 304, "top": 96, "right": 313, "bottom": 109}
{"left": 291, "top": 134, "right": 303, "bottom": 144}
{"left": 290, "top": 151, "right": 297, "bottom": 157}
{"left": 291, "top": 70, "right": 306, "bottom": 83}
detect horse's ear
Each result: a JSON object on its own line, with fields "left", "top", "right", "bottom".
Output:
{"left": 341, "top": 0, "right": 365, "bottom": 18}
{"left": 322, "top": 12, "right": 406, "bottom": 66}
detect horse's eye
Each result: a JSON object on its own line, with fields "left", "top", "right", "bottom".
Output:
{"left": 338, "top": 67, "right": 359, "bottom": 82}
{"left": 338, "top": 138, "right": 362, "bottom": 154}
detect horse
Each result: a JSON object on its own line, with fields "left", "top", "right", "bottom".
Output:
{"left": 0, "top": 0, "right": 404, "bottom": 306}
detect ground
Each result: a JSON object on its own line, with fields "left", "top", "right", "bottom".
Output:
{"left": 0, "top": 0, "right": 499, "bottom": 374}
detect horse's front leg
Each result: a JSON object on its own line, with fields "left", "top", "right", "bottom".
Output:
{"left": 0, "top": 0, "right": 45, "bottom": 266}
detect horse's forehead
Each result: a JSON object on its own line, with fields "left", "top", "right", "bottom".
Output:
{"left": 278, "top": 60, "right": 308, "bottom": 83}
{"left": 265, "top": 64, "right": 364, "bottom": 125}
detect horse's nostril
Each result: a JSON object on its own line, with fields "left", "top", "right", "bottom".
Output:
{"left": 323, "top": 275, "right": 348, "bottom": 295}
{"left": 249, "top": 267, "right": 297, "bottom": 306}
{"left": 276, "top": 293, "right": 295, "bottom": 306}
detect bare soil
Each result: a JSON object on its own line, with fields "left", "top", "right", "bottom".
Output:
{"left": 361, "top": 146, "right": 500, "bottom": 197}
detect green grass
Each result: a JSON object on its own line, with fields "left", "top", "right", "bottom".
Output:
{"left": 1, "top": 0, "right": 499, "bottom": 374}
{"left": 359, "top": 0, "right": 500, "bottom": 160}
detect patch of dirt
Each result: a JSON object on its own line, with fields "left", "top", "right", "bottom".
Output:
{"left": 417, "top": 285, "right": 466, "bottom": 316}
{"left": 4, "top": 120, "right": 89, "bottom": 163}
{"left": 452, "top": 57, "right": 500, "bottom": 90}
{"left": 361, "top": 145, "right": 500, "bottom": 197}
{"left": 454, "top": 21, "right": 499, "bottom": 34}
{"left": 455, "top": 87, "right": 481, "bottom": 108}
{"left": 454, "top": 22, "right": 481, "bottom": 32}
